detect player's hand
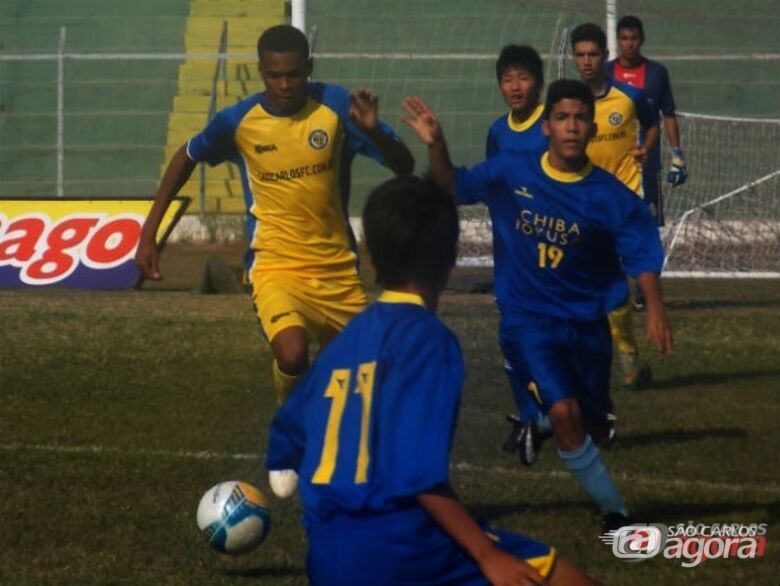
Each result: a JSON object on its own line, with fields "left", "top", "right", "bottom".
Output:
{"left": 645, "top": 302, "right": 673, "bottom": 355}
{"left": 667, "top": 147, "right": 688, "bottom": 186}
{"left": 134, "top": 232, "right": 162, "bottom": 280}
{"left": 628, "top": 145, "right": 649, "bottom": 166}
{"left": 349, "top": 88, "right": 379, "bottom": 133}
{"left": 401, "top": 96, "right": 444, "bottom": 146}
{"left": 478, "top": 547, "right": 545, "bottom": 586}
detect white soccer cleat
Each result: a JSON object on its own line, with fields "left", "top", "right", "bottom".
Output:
{"left": 268, "top": 469, "right": 299, "bottom": 499}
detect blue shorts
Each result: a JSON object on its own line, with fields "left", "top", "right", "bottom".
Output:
{"left": 499, "top": 310, "right": 613, "bottom": 426}
{"left": 642, "top": 167, "right": 664, "bottom": 226}
{"left": 306, "top": 506, "right": 555, "bottom": 586}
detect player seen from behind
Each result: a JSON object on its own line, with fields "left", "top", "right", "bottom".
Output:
{"left": 267, "top": 175, "right": 599, "bottom": 586}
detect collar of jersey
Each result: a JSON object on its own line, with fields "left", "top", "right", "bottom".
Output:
{"left": 379, "top": 290, "right": 425, "bottom": 307}
{"left": 507, "top": 103, "right": 544, "bottom": 132}
{"left": 616, "top": 56, "right": 647, "bottom": 70}
{"left": 541, "top": 151, "right": 593, "bottom": 183}
{"left": 594, "top": 77, "right": 614, "bottom": 101}
{"left": 257, "top": 91, "right": 310, "bottom": 117}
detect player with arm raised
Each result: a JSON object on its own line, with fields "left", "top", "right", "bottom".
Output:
{"left": 606, "top": 15, "right": 687, "bottom": 308}
{"left": 135, "top": 25, "right": 413, "bottom": 413}
{"left": 267, "top": 175, "right": 598, "bottom": 586}
{"left": 402, "top": 79, "right": 672, "bottom": 533}
{"left": 571, "top": 22, "right": 659, "bottom": 389}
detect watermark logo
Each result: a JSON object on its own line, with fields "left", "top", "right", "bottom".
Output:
{"left": 601, "top": 522, "right": 768, "bottom": 568}
{"left": 601, "top": 524, "right": 666, "bottom": 560}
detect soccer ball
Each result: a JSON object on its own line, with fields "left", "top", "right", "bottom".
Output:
{"left": 196, "top": 480, "right": 271, "bottom": 555}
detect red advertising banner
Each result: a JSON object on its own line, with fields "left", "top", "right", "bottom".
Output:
{"left": 0, "top": 197, "right": 189, "bottom": 289}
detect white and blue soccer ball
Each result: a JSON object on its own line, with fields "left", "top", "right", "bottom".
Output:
{"left": 196, "top": 480, "right": 271, "bottom": 555}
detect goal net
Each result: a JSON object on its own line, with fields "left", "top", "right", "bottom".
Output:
{"left": 307, "top": 0, "right": 780, "bottom": 277}
{"left": 662, "top": 113, "right": 780, "bottom": 276}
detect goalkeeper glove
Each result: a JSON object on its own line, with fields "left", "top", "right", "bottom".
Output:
{"left": 667, "top": 147, "right": 688, "bottom": 187}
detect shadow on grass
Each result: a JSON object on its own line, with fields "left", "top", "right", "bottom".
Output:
{"left": 224, "top": 563, "right": 304, "bottom": 579}
{"left": 642, "top": 369, "right": 780, "bottom": 391}
{"left": 634, "top": 500, "right": 780, "bottom": 524}
{"left": 472, "top": 499, "right": 595, "bottom": 521}
{"left": 666, "top": 298, "right": 780, "bottom": 311}
{"left": 474, "top": 498, "right": 780, "bottom": 527}
{"left": 613, "top": 427, "right": 748, "bottom": 449}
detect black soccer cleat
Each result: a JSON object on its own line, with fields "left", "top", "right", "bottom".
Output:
{"left": 502, "top": 414, "right": 524, "bottom": 453}
{"left": 518, "top": 420, "right": 552, "bottom": 467}
{"left": 602, "top": 412, "right": 618, "bottom": 448}
{"left": 601, "top": 512, "right": 633, "bottom": 535}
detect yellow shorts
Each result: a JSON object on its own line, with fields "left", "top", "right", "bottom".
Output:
{"left": 251, "top": 270, "right": 368, "bottom": 344}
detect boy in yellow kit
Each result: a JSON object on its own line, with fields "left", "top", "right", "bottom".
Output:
{"left": 570, "top": 23, "right": 659, "bottom": 388}
{"left": 135, "top": 25, "right": 414, "bottom": 404}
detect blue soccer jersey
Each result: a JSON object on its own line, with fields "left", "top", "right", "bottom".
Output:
{"left": 485, "top": 104, "right": 548, "bottom": 158}
{"left": 267, "top": 291, "right": 556, "bottom": 586}
{"left": 607, "top": 57, "right": 677, "bottom": 170}
{"left": 187, "top": 82, "right": 400, "bottom": 275}
{"left": 456, "top": 151, "right": 664, "bottom": 321}
{"left": 268, "top": 291, "right": 463, "bottom": 519}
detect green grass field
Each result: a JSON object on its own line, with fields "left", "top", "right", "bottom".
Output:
{"left": 1, "top": 244, "right": 778, "bottom": 585}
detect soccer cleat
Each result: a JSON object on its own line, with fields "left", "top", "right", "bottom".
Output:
{"left": 502, "top": 414, "right": 524, "bottom": 453}
{"left": 603, "top": 412, "right": 618, "bottom": 448}
{"left": 601, "top": 512, "right": 633, "bottom": 535}
{"left": 518, "top": 420, "right": 552, "bottom": 467}
{"left": 632, "top": 294, "right": 646, "bottom": 312}
{"left": 620, "top": 352, "right": 653, "bottom": 389}
{"left": 268, "top": 469, "right": 298, "bottom": 499}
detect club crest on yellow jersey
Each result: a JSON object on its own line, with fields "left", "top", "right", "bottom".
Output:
{"left": 608, "top": 112, "right": 623, "bottom": 127}
{"left": 309, "top": 129, "right": 329, "bottom": 150}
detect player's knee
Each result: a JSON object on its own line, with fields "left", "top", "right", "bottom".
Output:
{"left": 548, "top": 400, "right": 586, "bottom": 451}
{"left": 272, "top": 329, "right": 309, "bottom": 375}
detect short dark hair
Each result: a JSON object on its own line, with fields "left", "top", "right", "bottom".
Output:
{"left": 257, "top": 25, "right": 309, "bottom": 59}
{"left": 495, "top": 44, "right": 544, "bottom": 86}
{"left": 570, "top": 23, "right": 607, "bottom": 53}
{"left": 617, "top": 15, "right": 645, "bottom": 39}
{"left": 363, "top": 176, "right": 459, "bottom": 291}
{"left": 544, "top": 79, "right": 595, "bottom": 119}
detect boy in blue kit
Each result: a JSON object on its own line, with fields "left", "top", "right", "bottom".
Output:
{"left": 486, "top": 45, "right": 556, "bottom": 466}
{"left": 486, "top": 45, "right": 549, "bottom": 157}
{"left": 402, "top": 80, "right": 673, "bottom": 533}
{"left": 267, "top": 176, "right": 597, "bottom": 585}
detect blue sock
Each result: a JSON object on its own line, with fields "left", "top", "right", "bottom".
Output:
{"left": 536, "top": 414, "right": 552, "bottom": 434}
{"left": 558, "top": 435, "right": 628, "bottom": 516}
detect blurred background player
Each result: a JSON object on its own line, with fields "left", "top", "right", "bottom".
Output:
{"left": 135, "top": 25, "right": 413, "bottom": 408}
{"left": 267, "top": 175, "right": 598, "bottom": 586}
{"left": 570, "top": 22, "right": 658, "bottom": 389}
{"left": 401, "top": 79, "right": 673, "bottom": 533}
{"left": 606, "top": 15, "right": 688, "bottom": 309}
{"left": 485, "top": 44, "right": 554, "bottom": 466}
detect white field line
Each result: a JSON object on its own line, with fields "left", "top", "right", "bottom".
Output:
{"left": 0, "top": 52, "right": 779, "bottom": 62}
{"left": 0, "top": 441, "right": 261, "bottom": 461}
{"left": 2, "top": 441, "right": 778, "bottom": 497}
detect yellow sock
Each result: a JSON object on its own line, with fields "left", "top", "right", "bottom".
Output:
{"left": 272, "top": 360, "right": 303, "bottom": 404}
{"left": 608, "top": 300, "right": 638, "bottom": 356}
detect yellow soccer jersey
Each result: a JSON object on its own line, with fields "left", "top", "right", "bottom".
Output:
{"left": 187, "top": 82, "right": 400, "bottom": 276}
{"left": 587, "top": 79, "right": 657, "bottom": 194}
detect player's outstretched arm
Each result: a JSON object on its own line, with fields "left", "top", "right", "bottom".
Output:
{"left": 349, "top": 88, "right": 414, "bottom": 176}
{"left": 636, "top": 271, "right": 674, "bottom": 354}
{"left": 418, "top": 484, "right": 545, "bottom": 586}
{"left": 135, "top": 145, "right": 197, "bottom": 280}
{"left": 628, "top": 123, "right": 659, "bottom": 166}
{"left": 401, "top": 97, "right": 457, "bottom": 195}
